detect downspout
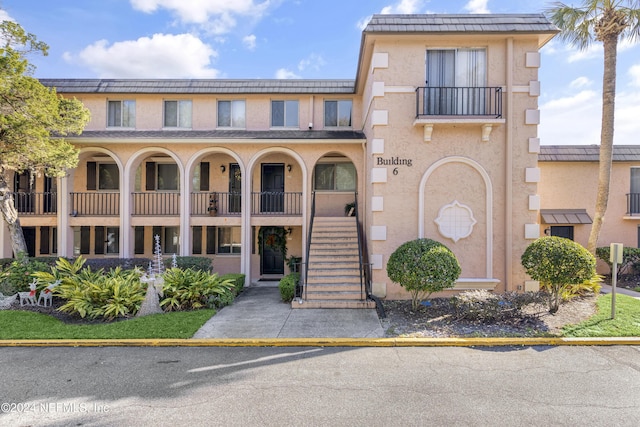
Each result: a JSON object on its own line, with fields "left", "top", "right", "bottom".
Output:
{"left": 505, "top": 37, "right": 514, "bottom": 291}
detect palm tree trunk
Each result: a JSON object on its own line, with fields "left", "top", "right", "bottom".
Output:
{"left": 0, "top": 173, "right": 29, "bottom": 257}
{"left": 587, "top": 35, "right": 618, "bottom": 254}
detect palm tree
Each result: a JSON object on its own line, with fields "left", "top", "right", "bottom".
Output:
{"left": 546, "top": 0, "right": 640, "bottom": 254}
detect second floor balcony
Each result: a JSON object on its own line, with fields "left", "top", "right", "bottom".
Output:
{"left": 65, "top": 191, "right": 302, "bottom": 217}
{"left": 416, "top": 86, "right": 503, "bottom": 118}
{"left": 12, "top": 192, "right": 57, "bottom": 215}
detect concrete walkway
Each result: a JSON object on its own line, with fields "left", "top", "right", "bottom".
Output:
{"left": 193, "top": 284, "right": 385, "bottom": 339}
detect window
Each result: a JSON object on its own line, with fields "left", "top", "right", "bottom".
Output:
{"left": 98, "top": 163, "right": 119, "bottom": 190}
{"left": 206, "top": 226, "right": 241, "bottom": 254}
{"left": 630, "top": 168, "right": 640, "bottom": 214}
{"left": 94, "top": 226, "right": 119, "bottom": 254}
{"left": 271, "top": 100, "right": 299, "bottom": 127}
{"left": 314, "top": 162, "right": 356, "bottom": 191}
{"left": 164, "top": 227, "right": 179, "bottom": 254}
{"left": 164, "top": 100, "right": 192, "bottom": 128}
{"left": 425, "top": 48, "right": 487, "bottom": 115}
{"left": 217, "top": 100, "right": 246, "bottom": 128}
{"left": 107, "top": 100, "right": 135, "bottom": 128}
{"left": 324, "top": 100, "right": 352, "bottom": 128}
{"left": 146, "top": 162, "right": 179, "bottom": 191}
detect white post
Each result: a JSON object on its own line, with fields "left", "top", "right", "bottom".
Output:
{"left": 609, "top": 243, "right": 623, "bottom": 320}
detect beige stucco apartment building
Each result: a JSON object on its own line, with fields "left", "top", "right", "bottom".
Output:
{"left": 1, "top": 14, "right": 563, "bottom": 304}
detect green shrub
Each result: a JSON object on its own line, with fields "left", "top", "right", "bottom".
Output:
{"left": 163, "top": 256, "right": 213, "bottom": 272}
{"left": 278, "top": 273, "right": 300, "bottom": 302}
{"left": 0, "top": 253, "right": 50, "bottom": 295}
{"left": 451, "top": 290, "right": 547, "bottom": 322}
{"left": 522, "top": 237, "right": 597, "bottom": 313}
{"left": 386, "top": 238, "right": 461, "bottom": 310}
{"left": 83, "top": 257, "right": 151, "bottom": 272}
{"left": 51, "top": 265, "right": 145, "bottom": 320}
{"left": 161, "top": 268, "right": 232, "bottom": 311}
{"left": 595, "top": 246, "right": 640, "bottom": 277}
{"left": 220, "top": 273, "right": 245, "bottom": 296}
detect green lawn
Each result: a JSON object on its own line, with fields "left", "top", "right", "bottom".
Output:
{"left": 0, "top": 309, "right": 215, "bottom": 340}
{"left": 562, "top": 294, "right": 640, "bottom": 337}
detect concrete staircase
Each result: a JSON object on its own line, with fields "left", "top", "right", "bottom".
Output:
{"left": 293, "top": 216, "right": 375, "bottom": 309}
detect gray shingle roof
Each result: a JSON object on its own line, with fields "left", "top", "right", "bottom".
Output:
{"left": 63, "top": 129, "right": 366, "bottom": 140}
{"left": 364, "top": 14, "right": 559, "bottom": 34}
{"left": 539, "top": 145, "right": 640, "bottom": 162}
{"left": 40, "top": 79, "right": 356, "bottom": 94}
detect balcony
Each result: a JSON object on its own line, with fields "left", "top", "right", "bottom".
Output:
{"left": 191, "top": 192, "right": 241, "bottom": 216}
{"left": 627, "top": 193, "right": 640, "bottom": 216}
{"left": 13, "top": 192, "right": 57, "bottom": 215}
{"left": 251, "top": 192, "right": 302, "bottom": 215}
{"left": 132, "top": 192, "right": 179, "bottom": 216}
{"left": 416, "top": 86, "right": 503, "bottom": 118}
{"left": 70, "top": 192, "right": 119, "bottom": 216}
{"left": 414, "top": 87, "right": 505, "bottom": 143}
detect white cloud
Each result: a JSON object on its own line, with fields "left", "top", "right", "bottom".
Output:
{"left": 65, "top": 33, "right": 219, "bottom": 78}
{"left": 380, "top": 0, "right": 426, "bottom": 15}
{"left": 464, "top": 0, "right": 490, "bottom": 14}
{"left": 358, "top": 0, "right": 428, "bottom": 30}
{"left": 130, "top": 0, "right": 270, "bottom": 23}
{"left": 275, "top": 68, "right": 300, "bottom": 79}
{"left": 540, "top": 88, "right": 640, "bottom": 145}
{"left": 629, "top": 64, "right": 640, "bottom": 87}
{"left": 0, "top": 9, "right": 14, "bottom": 22}
{"left": 570, "top": 77, "right": 592, "bottom": 89}
{"left": 298, "top": 53, "right": 325, "bottom": 72}
{"left": 540, "top": 90, "right": 600, "bottom": 145}
{"left": 242, "top": 34, "right": 256, "bottom": 50}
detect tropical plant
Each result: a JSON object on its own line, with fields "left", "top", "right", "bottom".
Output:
{"left": 0, "top": 21, "right": 90, "bottom": 257}
{"left": 160, "top": 267, "right": 233, "bottom": 311}
{"left": 386, "top": 238, "right": 461, "bottom": 310}
{"left": 546, "top": 1, "right": 640, "bottom": 254}
{"left": 51, "top": 266, "right": 145, "bottom": 320}
{"left": 521, "top": 236, "right": 597, "bottom": 313}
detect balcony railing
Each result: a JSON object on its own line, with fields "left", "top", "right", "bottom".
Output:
{"left": 191, "top": 192, "right": 242, "bottom": 216}
{"left": 132, "top": 192, "right": 179, "bottom": 216}
{"left": 627, "top": 193, "right": 640, "bottom": 215}
{"left": 12, "top": 192, "right": 57, "bottom": 215}
{"left": 251, "top": 192, "right": 302, "bottom": 215}
{"left": 416, "top": 86, "right": 503, "bottom": 118}
{"left": 70, "top": 192, "right": 119, "bottom": 216}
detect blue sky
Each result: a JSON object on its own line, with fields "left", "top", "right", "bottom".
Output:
{"left": 2, "top": 0, "right": 640, "bottom": 145}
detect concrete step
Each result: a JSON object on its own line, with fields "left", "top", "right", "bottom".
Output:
{"left": 306, "top": 275, "right": 361, "bottom": 284}
{"left": 305, "top": 291, "right": 362, "bottom": 300}
{"left": 305, "top": 283, "right": 362, "bottom": 292}
{"left": 308, "top": 262, "right": 360, "bottom": 270}
{"left": 291, "top": 299, "right": 376, "bottom": 309}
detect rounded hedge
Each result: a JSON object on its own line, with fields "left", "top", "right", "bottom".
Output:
{"left": 386, "top": 238, "right": 461, "bottom": 307}
{"left": 521, "top": 236, "right": 595, "bottom": 287}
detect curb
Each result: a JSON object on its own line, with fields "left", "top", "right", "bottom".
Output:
{"left": 1, "top": 337, "right": 639, "bottom": 347}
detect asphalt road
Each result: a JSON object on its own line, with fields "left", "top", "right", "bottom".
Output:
{"left": 1, "top": 345, "right": 640, "bottom": 426}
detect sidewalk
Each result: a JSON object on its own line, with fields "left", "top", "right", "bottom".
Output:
{"left": 192, "top": 284, "right": 385, "bottom": 339}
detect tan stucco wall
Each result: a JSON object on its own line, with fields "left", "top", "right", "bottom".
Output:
{"left": 539, "top": 160, "right": 640, "bottom": 259}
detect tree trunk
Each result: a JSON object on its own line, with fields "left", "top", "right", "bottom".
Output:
{"left": 0, "top": 174, "right": 29, "bottom": 258}
{"left": 587, "top": 36, "right": 618, "bottom": 255}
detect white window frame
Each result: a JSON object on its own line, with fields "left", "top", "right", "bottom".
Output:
{"left": 313, "top": 161, "right": 357, "bottom": 192}
{"left": 324, "top": 100, "right": 352, "bottom": 128}
{"left": 217, "top": 100, "right": 246, "bottom": 128}
{"left": 107, "top": 100, "right": 136, "bottom": 128}
{"left": 98, "top": 163, "right": 119, "bottom": 190}
{"left": 156, "top": 162, "right": 179, "bottom": 191}
{"left": 163, "top": 100, "right": 192, "bottom": 128}
{"left": 271, "top": 100, "right": 299, "bottom": 128}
